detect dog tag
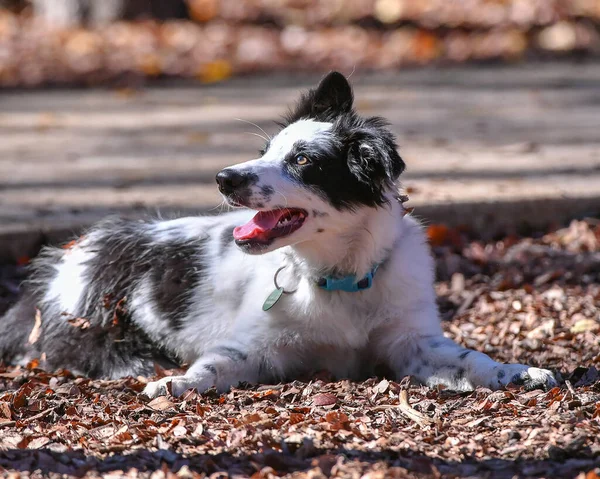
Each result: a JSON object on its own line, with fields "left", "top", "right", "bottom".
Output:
{"left": 263, "top": 287, "right": 284, "bottom": 311}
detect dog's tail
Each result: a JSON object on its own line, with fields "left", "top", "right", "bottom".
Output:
{"left": 0, "top": 292, "right": 38, "bottom": 366}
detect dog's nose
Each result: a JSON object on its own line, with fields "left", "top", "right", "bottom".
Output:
{"left": 216, "top": 169, "right": 250, "bottom": 194}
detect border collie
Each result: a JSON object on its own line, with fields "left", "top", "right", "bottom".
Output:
{"left": 0, "top": 72, "right": 557, "bottom": 397}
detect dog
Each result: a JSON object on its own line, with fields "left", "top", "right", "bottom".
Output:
{"left": 0, "top": 72, "right": 557, "bottom": 397}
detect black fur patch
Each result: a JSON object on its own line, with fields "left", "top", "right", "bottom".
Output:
{"left": 230, "top": 276, "right": 251, "bottom": 312}
{"left": 454, "top": 368, "right": 466, "bottom": 382}
{"left": 151, "top": 239, "right": 205, "bottom": 330}
{"left": 257, "top": 356, "right": 271, "bottom": 379}
{"left": 459, "top": 350, "right": 472, "bottom": 360}
{"left": 219, "top": 226, "right": 235, "bottom": 254}
{"left": 260, "top": 185, "right": 274, "bottom": 197}
{"left": 214, "top": 346, "right": 248, "bottom": 362}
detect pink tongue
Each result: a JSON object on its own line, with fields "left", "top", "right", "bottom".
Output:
{"left": 233, "top": 210, "right": 284, "bottom": 241}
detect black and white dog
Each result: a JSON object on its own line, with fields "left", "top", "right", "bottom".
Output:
{"left": 0, "top": 72, "right": 557, "bottom": 397}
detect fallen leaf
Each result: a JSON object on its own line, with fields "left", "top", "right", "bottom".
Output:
{"left": 26, "top": 436, "right": 50, "bottom": 449}
{"left": 26, "top": 358, "right": 39, "bottom": 370}
{"left": 28, "top": 309, "right": 42, "bottom": 345}
{"left": 113, "top": 297, "right": 127, "bottom": 326}
{"left": 172, "top": 425, "right": 187, "bottom": 437}
{"left": 67, "top": 317, "right": 91, "bottom": 329}
{"left": 0, "top": 402, "right": 11, "bottom": 420}
{"left": 373, "top": 379, "right": 389, "bottom": 394}
{"left": 148, "top": 396, "right": 175, "bottom": 411}
{"left": 289, "top": 412, "right": 305, "bottom": 425}
{"left": 324, "top": 411, "right": 350, "bottom": 431}
{"left": 570, "top": 319, "right": 599, "bottom": 334}
{"left": 312, "top": 393, "right": 337, "bottom": 406}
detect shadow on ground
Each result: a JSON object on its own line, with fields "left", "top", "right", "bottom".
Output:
{"left": 1, "top": 446, "right": 599, "bottom": 478}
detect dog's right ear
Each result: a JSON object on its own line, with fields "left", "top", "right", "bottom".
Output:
{"left": 285, "top": 71, "right": 354, "bottom": 123}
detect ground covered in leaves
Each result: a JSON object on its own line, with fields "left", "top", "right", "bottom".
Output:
{"left": 1, "top": 220, "right": 599, "bottom": 478}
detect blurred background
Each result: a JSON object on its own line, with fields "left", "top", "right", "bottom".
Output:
{"left": 0, "top": 0, "right": 599, "bottom": 265}
{"left": 0, "top": 0, "right": 599, "bottom": 86}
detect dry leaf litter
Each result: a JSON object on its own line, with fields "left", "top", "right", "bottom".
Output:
{"left": 0, "top": 219, "right": 599, "bottom": 477}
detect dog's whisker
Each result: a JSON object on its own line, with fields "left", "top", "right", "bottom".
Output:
{"left": 235, "top": 118, "right": 272, "bottom": 141}
{"left": 346, "top": 65, "right": 356, "bottom": 80}
{"left": 273, "top": 188, "right": 290, "bottom": 209}
{"left": 208, "top": 199, "right": 228, "bottom": 213}
{"left": 243, "top": 132, "right": 269, "bottom": 143}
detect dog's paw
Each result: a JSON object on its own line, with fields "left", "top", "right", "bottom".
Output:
{"left": 510, "top": 367, "right": 558, "bottom": 391}
{"left": 495, "top": 365, "right": 557, "bottom": 391}
{"left": 142, "top": 374, "right": 214, "bottom": 398}
{"left": 143, "top": 377, "right": 175, "bottom": 399}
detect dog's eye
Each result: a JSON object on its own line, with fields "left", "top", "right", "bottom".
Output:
{"left": 295, "top": 155, "right": 310, "bottom": 166}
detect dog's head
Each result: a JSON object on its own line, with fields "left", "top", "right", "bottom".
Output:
{"left": 216, "top": 71, "right": 405, "bottom": 254}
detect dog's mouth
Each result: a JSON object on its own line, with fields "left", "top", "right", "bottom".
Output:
{"left": 233, "top": 208, "right": 308, "bottom": 246}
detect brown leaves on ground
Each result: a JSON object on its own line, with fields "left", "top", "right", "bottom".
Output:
{"left": 0, "top": 368, "right": 598, "bottom": 477}
{"left": 0, "top": 219, "right": 599, "bottom": 477}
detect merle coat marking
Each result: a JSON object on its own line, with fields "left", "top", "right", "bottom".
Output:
{"left": 0, "top": 72, "right": 557, "bottom": 397}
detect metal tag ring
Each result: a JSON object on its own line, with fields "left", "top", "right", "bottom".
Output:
{"left": 274, "top": 266, "right": 298, "bottom": 294}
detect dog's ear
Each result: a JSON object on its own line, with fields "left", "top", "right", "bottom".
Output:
{"left": 347, "top": 126, "right": 405, "bottom": 193}
{"left": 286, "top": 72, "right": 353, "bottom": 123}
{"left": 312, "top": 71, "right": 354, "bottom": 117}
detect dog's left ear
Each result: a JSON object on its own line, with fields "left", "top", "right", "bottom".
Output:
{"left": 311, "top": 71, "right": 354, "bottom": 117}
{"left": 286, "top": 71, "right": 354, "bottom": 123}
{"left": 348, "top": 127, "right": 405, "bottom": 189}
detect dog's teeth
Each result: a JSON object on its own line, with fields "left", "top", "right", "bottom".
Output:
{"left": 275, "top": 212, "right": 303, "bottom": 228}
{"left": 279, "top": 215, "right": 295, "bottom": 226}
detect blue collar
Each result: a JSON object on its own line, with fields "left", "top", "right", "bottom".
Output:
{"left": 316, "top": 264, "right": 380, "bottom": 293}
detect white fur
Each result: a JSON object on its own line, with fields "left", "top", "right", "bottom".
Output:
{"left": 266, "top": 120, "right": 332, "bottom": 159}
{"left": 44, "top": 238, "right": 94, "bottom": 316}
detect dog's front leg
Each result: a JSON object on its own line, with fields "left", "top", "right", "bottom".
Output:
{"left": 388, "top": 335, "right": 557, "bottom": 391}
{"left": 143, "top": 343, "right": 259, "bottom": 398}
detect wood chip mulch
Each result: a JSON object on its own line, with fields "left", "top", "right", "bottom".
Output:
{"left": 1, "top": 219, "right": 599, "bottom": 478}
